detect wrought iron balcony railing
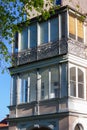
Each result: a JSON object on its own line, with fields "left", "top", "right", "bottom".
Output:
{"left": 12, "top": 39, "right": 67, "bottom": 66}
{"left": 12, "top": 38, "right": 87, "bottom": 66}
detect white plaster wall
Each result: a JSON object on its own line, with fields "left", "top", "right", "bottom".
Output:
{"left": 62, "top": 0, "right": 87, "bottom": 14}
{"left": 68, "top": 97, "right": 87, "bottom": 114}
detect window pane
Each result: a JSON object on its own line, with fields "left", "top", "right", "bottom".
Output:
{"left": 30, "top": 23, "right": 37, "bottom": 48}
{"left": 40, "top": 68, "right": 49, "bottom": 100}
{"left": 78, "top": 69, "right": 84, "bottom": 82}
{"left": 78, "top": 83, "right": 84, "bottom": 98}
{"left": 21, "top": 78, "right": 28, "bottom": 103}
{"left": 70, "top": 67, "right": 76, "bottom": 97}
{"left": 50, "top": 18, "right": 58, "bottom": 42}
{"left": 40, "top": 21, "right": 48, "bottom": 44}
{"left": 69, "top": 14, "right": 76, "bottom": 39}
{"left": 51, "top": 66, "right": 59, "bottom": 98}
{"left": 61, "top": 12, "right": 66, "bottom": 38}
{"left": 78, "top": 68, "right": 84, "bottom": 98}
{"left": 70, "top": 67, "right": 76, "bottom": 81}
{"left": 30, "top": 71, "right": 37, "bottom": 102}
{"left": 75, "top": 124, "right": 83, "bottom": 130}
{"left": 77, "top": 19, "right": 84, "bottom": 42}
{"left": 15, "top": 32, "right": 18, "bottom": 53}
{"left": 21, "top": 27, "right": 28, "bottom": 50}
{"left": 70, "top": 81, "right": 76, "bottom": 97}
{"left": 55, "top": 0, "right": 61, "bottom": 5}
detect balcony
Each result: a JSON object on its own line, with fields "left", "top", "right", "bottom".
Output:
{"left": 12, "top": 39, "right": 67, "bottom": 66}
{"left": 12, "top": 38, "right": 87, "bottom": 66}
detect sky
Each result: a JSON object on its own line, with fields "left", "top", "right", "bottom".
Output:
{"left": 0, "top": 39, "right": 11, "bottom": 121}
{"left": 0, "top": 71, "right": 11, "bottom": 121}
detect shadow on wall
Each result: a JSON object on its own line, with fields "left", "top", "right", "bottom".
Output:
{"left": 31, "top": 127, "right": 52, "bottom": 130}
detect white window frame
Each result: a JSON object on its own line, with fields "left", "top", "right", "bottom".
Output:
{"left": 69, "top": 63, "right": 86, "bottom": 100}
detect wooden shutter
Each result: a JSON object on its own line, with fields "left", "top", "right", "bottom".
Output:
{"left": 69, "top": 14, "right": 76, "bottom": 39}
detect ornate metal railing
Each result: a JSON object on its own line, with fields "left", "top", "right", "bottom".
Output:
{"left": 12, "top": 38, "right": 87, "bottom": 66}
{"left": 12, "top": 39, "right": 67, "bottom": 66}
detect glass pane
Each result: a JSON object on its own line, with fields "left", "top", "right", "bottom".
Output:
{"left": 30, "top": 71, "right": 37, "bottom": 102}
{"left": 70, "top": 67, "right": 76, "bottom": 81}
{"left": 61, "top": 12, "right": 66, "bottom": 38}
{"left": 21, "top": 78, "right": 28, "bottom": 103}
{"left": 40, "top": 21, "right": 48, "bottom": 44}
{"left": 78, "top": 69, "right": 84, "bottom": 82}
{"left": 78, "top": 83, "right": 84, "bottom": 98}
{"left": 15, "top": 32, "right": 18, "bottom": 53}
{"left": 50, "top": 17, "right": 58, "bottom": 42}
{"left": 51, "top": 66, "right": 59, "bottom": 98}
{"left": 40, "top": 68, "right": 49, "bottom": 100}
{"left": 77, "top": 19, "right": 84, "bottom": 42}
{"left": 30, "top": 23, "right": 37, "bottom": 48}
{"left": 21, "top": 27, "right": 28, "bottom": 50}
{"left": 70, "top": 81, "right": 76, "bottom": 97}
{"left": 69, "top": 14, "right": 76, "bottom": 39}
{"left": 75, "top": 124, "right": 83, "bottom": 130}
{"left": 55, "top": 0, "right": 61, "bottom": 5}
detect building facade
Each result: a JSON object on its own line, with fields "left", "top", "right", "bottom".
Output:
{"left": 8, "top": 0, "right": 87, "bottom": 130}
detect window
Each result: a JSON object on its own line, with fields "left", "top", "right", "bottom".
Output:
{"left": 70, "top": 67, "right": 76, "bottom": 97}
{"left": 69, "top": 14, "right": 84, "bottom": 42}
{"left": 75, "top": 124, "right": 83, "bottom": 130}
{"left": 40, "top": 21, "right": 48, "bottom": 44}
{"left": 30, "top": 23, "right": 37, "bottom": 48}
{"left": 69, "top": 14, "right": 76, "bottom": 39}
{"left": 21, "top": 27, "right": 28, "bottom": 50}
{"left": 70, "top": 66, "right": 84, "bottom": 99}
{"left": 77, "top": 19, "right": 84, "bottom": 42}
{"left": 50, "top": 18, "right": 58, "bottom": 42}
{"left": 14, "top": 32, "right": 18, "bottom": 53}
{"left": 41, "top": 82, "right": 45, "bottom": 99}
{"left": 20, "top": 78, "right": 28, "bottom": 103}
{"left": 54, "top": 0, "right": 61, "bottom": 5}
{"left": 51, "top": 66, "right": 59, "bottom": 98}
{"left": 61, "top": 12, "right": 66, "bottom": 38}
{"left": 40, "top": 68, "right": 49, "bottom": 100}
{"left": 30, "top": 71, "right": 37, "bottom": 102}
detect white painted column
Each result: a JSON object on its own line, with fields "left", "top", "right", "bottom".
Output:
{"left": 18, "top": 32, "right": 21, "bottom": 52}
{"left": 48, "top": 20, "right": 50, "bottom": 42}
{"left": 37, "top": 23, "right": 40, "bottom": 46}
{"left": 37, "top": 70, "right": 41, "bottom": 115}
{"left": 10, "top": 77, "right": 13, "bottom": 106}
{"left": 28, "top": 27, "right": 30, "bottom": 48}
{"left": 59, "top": 14, "right": 61, "bottom": 40}
{"left": 27, "top": 76, "right": 30, "bottom": 102}
{"left": 37, "top": 70, "right": 41, "bottom": 101}
{"left": 49, "top": 68, "right": 51, "bottom": 99}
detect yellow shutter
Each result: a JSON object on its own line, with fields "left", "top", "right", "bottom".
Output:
{"left": 69, "top": 15, "right": 76, "bottom": 36}
{"left": 77, "top": 19, "right": 84, "bottom": 39}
